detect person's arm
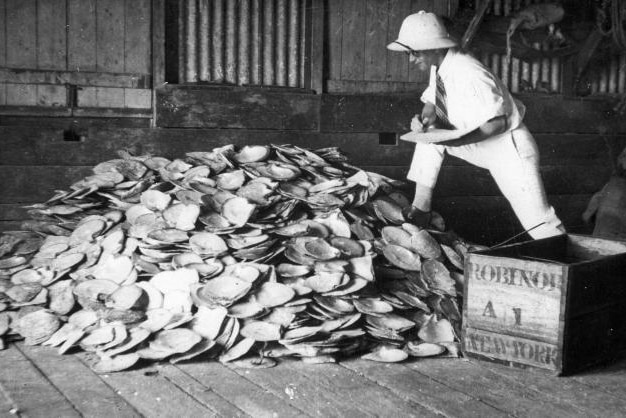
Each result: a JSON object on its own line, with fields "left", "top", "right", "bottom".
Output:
{"left": 429, "top": 114, "right": 507, "bottom": 146}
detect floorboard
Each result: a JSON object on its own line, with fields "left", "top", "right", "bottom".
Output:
{"left": 340, "top": 358, "right": 507, "bottom": 417}
{"left": 226, "top": 357, "right": 438, "bottom": 418}
{"left": 75, "top": 356, "right": 215, "bottom": 418}
{"left": 478, "top": 358, "right": 626, "bottom": 418}
{"left": 161, "top": 364, "right": 248, "bottom": 417}
{"left": 17, "top": 344, "right": 141, "bottom": 417}
{"left": 2, "top": 342, "right": 626, "bottom": 417}
{"left": 0, "top": 345, "right": 80, "bottom": 418}
{"left": 176, "top": 360, "right": 309, "bottom": 417}
{"left": 571, "top": 357, "right": 626, "bottom": 399}
{"left": 406, "top": 358, "right": 587, "bottom": 418}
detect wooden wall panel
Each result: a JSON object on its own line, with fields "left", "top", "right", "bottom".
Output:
{"left": 156, "top": 86, "right": 320, "bottom": 129}
{"left": 0, "top": 0, "right": 6, "bottom": 67}
{"left": 68, "top": 0, "right": 97, "bottom": 72}
{"left": 96, "top": 0, "right": 125, "bottom": 73}
{"left": 95, "top": 87, "right": 125, "bottom": 108}
{"left": 407, "top": 0, "right": 433, "bottom": 84}
{"left": 0, "top": 125, "right": 614, "bottom": 244}
{"left": 125, "top": 0, "right": 151, "bottom": 74}
{"left": 340, "top": 0, "right": 366, "bottom": 80}
{"left": 325, "top": 0, "right": 454, "bottom": 92}
{"left": 5, "top": 84, "right": 37, "bottom": 106}
{"left": 326, "top": 0, "right": 343, "bottom": 81}
{"left": 364, "top": 0, "right": 388, "bottom": 81}
{"left": 36, "top": 85, "right": 66, "bottom": 106}
{"left": 37, "top": 0, "right": 67, "bottom": 70}
{"left": 2, "top": 0, "right": 152, "bottom": 111}
{"left": 6, "top": 0, "right": 37, "bottom": 68}
{"left": 385, "top": 0, "right": 411, "bottom": 82}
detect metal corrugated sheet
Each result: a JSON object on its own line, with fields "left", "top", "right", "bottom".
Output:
{"left": 478, "top": 0, "right": 562, "bottom": 94}
{"left": 590, "top": 53, "right": 626, "bottom": 95}
{"left": 178, "top": 0, "right": 306, "bottom": 87}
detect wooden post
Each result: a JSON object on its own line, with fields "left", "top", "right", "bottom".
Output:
{"left": 225, "top": 0, "right": 237, "bottom": 84}
{"left": 152, "top": 0, "right": 165, "bottom": 128}
{"left": 251, "top": 0, "right": 261, "bottom": 85}
{"left": 276, "top": 0, "right": 287, "bottom": 86}
{"left": 461, "top": 0, "right": 494, "bottom": 50}
{"left": 198, "top": 0, "right": 210, "bottom": 82}
{"left": 307, "top": 0, "right": 324, "bottom": 94}
{"left": 238, "top": 0, "right": 251, "bottom": 85}
{"left": 287, "top": 0, "right": 299, "bottom": 88}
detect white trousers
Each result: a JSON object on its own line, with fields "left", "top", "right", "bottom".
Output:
{"left": 406, "top": 124, "right": 565, "bottom": 239}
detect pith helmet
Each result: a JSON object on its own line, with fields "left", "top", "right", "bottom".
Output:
{"left": 387, "top": 11, "right": 458, "bottom": 52}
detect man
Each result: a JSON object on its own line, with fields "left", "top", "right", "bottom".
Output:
{"left": 388, "top": 11, "right": 564, "bottom": 239}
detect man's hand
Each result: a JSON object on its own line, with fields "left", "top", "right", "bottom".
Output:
{"left": 421, "top": 102, "right": 436, "bottom": 130}
{"left": 410, "top": 115, "right": 424, "bottom": 132}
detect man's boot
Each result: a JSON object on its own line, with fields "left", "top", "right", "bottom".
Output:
{"left": 401, "top": 206, "right": 432, "bottom": 228}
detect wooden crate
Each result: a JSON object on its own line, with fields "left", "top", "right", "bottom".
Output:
{"left": 462, "top": 234, "right": 626, "bottom": 375}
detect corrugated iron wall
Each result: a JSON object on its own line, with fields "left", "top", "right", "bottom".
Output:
{"left": 477, "top": 0, "right": 562, "bottom": 94}
{"left": 477, "top": 0, "right": 626, "bottom": 96}
{"left": 176, "top": 0, "right": 307, "bottom": 87}
{"left": 589, "top": 53, "right": 626, "bottom": 95}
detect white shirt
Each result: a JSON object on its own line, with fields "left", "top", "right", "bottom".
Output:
{"left": 420, "top": 48, "right": 525, "bottom": 132}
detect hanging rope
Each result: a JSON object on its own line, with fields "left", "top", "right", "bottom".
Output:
{"left": 611, "top": 0, "right": 626, "bottom": 50}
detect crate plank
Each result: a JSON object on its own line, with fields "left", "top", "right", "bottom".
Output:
{"left": 480, "top": 356, "right": 626, "bottom": 417}
{"left": 463, "top": 234, "right": 626, "bottom": 374}
{"left": 406, "top": 358, "right": 587, "bottom": 417}
{"left": 68, "top": 0, "right": 97, "bottom": 72}
{"left": 18, "top": 344, "right": 141, "bottom": 417}
{"left": 339, "top": 358, "right": 507, "bottom": 417}
{"left": 125, "top": 0, "right": 151, "bottom": 74}
{"left": 6, "top": 0, "right": 36, "bottom": 68}
{"left": 37, "top": 0, "right": 67, "bottom": 71}
{"left": 464, "top": 255, "right": 565, "bottom": 344}
{"left": 0, "top": 345, "right": 80, "bottom": 417}
{"left": 96, "top": 0, "right": 125, "bottom": 73}
{"left": 226, "top": 358, "right": 438, "bottom": 417}
{"left": 176, "top": 360, "right": 308, "bottom": 417}
{"left": 160, "top": 366, "right": 247, "bottom": 417}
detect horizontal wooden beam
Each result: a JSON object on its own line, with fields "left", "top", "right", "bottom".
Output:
{"left": 0, "top": 68, "right": 152, "bottom": 88}
{"left": 325, "top": 80, "right": 427, "bottom": 94}
{"left": 0, "top": 106, "right": 152, "bottom": 119}
{"left": 156, "top": 85, "right": 320, "bottom": 129}
{"left": 1, "top": 127, "right": 620, "bottom": 167}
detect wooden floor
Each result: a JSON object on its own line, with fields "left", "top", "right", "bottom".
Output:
{"left": 2, "top": 343, "right": 626, "bottom": 418}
